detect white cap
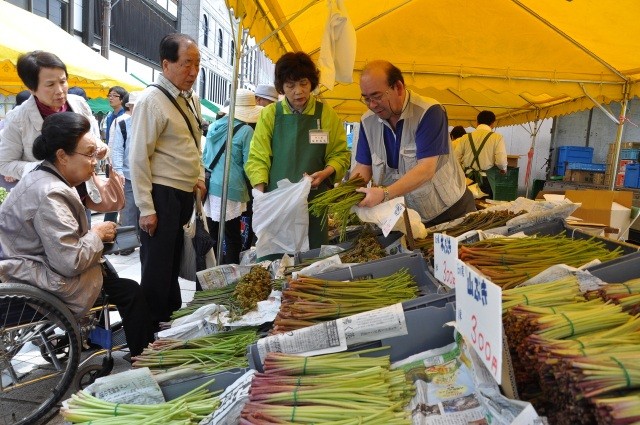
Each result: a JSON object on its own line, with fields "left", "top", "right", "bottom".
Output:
{"left": 126, "top": 91, "right": 141, "bottom": 107}
{"left": 255, "top": 84, "right": 279, "bottom": 102}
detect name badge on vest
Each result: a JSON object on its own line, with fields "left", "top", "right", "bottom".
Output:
{"left": 309, "top": 129, "right": 329, "bottom": 144}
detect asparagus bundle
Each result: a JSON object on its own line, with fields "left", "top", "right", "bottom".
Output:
{"left": 308, "top": 176, "right": 366, "bottom": 241}
{"left": 132, "top": 328, "right": 258, "bottom": 374}
{"left": 240, "top": 349, "right": 412, "bottom": 424}
{"left": 594, "top": 392, "right": 640, "bottom": 425}
{"left": 61, "top": 379, "right": 220, "bottom": 424}
{"left": 415, "top": 209, "right": 524, "bottom": 255}
{"left": 459, "top": 234, "right": 623, "bottom": 288}
{"left": 272, "top": 269, "right": 419, "bottom": 334}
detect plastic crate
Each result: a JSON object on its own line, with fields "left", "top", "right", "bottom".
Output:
{"left": 296, "top": 231, "right": 404, "bottom": 264}
{"left": 566, "top": 162, "right": 606, "bottom": 172}
{"left": 488, "top": 166, "right": 519, "bottom": 201}
{"left": 619, "top": 148, "right": 640, "bottom": 160}
{"left": 623, "top": 163, "right": 640, "bottom": 188}
{"left": 586, "top": 252, "right": 640, "bottom": 283}
{"left": 556, "top": 146, "right": 594, "bottom": 176}
{"left": 493, "top": 185, "right": 518, "bottom": 201}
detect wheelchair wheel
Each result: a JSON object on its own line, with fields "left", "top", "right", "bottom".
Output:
{"left": 0, "top": 282, "right": 81, "bottom": 425}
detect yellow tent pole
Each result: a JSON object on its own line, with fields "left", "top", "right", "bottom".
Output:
{"left": 609, "top": 83, "right": 630, "bottom": 190}
{"left": 217, "top": 10, "right": 245, "bottom": 260}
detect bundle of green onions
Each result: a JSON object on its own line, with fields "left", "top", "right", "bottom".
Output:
{"left": 171, "top": 283, "right": 238, "bottom": 320}
{"left": 501, "top": 275, "right": 582, "bottom": 313}
{"left": 61, "top": 379, "right": 220, "bottom": 424}
{"left": 240, "top": 348, "right": 413, "bottom": 424}
{"left": 459, "top": 234, "right": 623, "bottom": 289}
{"left": 308, "top": 176, "right": 366, "bottom": 241}
{"left": 272, "top": 269, "right": 419, "bottom": 334}
{"left": 132, "top": 328, "right": 258, "bottom": 374}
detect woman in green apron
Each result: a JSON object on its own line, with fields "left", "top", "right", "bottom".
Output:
{"left": 245, "top": 52, "right": 351, "bottom": 257}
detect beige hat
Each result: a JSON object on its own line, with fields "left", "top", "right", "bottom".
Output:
{"left": 255, "top": 84, "right": 279, "bottom": 102}
{"left": 126, "top": 91, "right": 141, "bottom": 107}
{"left": 221, "top": 88, "right": 263, "bottom": 123}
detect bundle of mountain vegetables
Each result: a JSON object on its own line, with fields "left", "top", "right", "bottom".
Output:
{"left": 308, "top": 176, "right": 366, "bottom": 241}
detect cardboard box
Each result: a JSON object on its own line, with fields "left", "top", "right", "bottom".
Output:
{"left": 507, "top": 155, "right": 520, "bottom": 168}
{"left": 564, "top": 189, "right": 632, "bottom": 239}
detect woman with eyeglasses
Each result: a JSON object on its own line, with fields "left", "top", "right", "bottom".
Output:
{"left": 0, "top": 51, "right": 107, "bottom": 184}
{"left": 244, "top": 52, "right": 351, "bottom": 258}
{"left": 0, "top": 112, "right": 154, "bottom": 357}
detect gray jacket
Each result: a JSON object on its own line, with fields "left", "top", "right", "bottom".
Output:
{"left": 0, "top": 94, "right": 101, "bottom": 179}
{"left": 0, "top": 162, "right": 103, "bottom": 316}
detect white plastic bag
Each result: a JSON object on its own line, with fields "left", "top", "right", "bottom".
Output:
{"left": 179, "top": 208, "right": 198, "bottom": 281}
{"left": 252, "top": 177, "right": 312, "bottom": 258}
{"left": 351, "top": 196, "right": 428, "bottom": 239}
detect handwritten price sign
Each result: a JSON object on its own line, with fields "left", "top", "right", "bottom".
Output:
{"left": 433, "top": 233, "right": 458, "bottom": 288}
{"left": 455, "top": 260, "right": 503, "bottom": 383}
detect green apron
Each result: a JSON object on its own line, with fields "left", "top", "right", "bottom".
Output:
{"left": 268, "top": 100, "right": 329, "bottom": 249}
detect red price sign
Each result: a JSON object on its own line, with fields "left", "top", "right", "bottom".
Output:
{"left": 433, "top": 233, "right": 458, "bottom": 288}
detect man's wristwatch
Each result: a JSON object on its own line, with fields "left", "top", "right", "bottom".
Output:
{"left": 381, "top": 186, "right": 390, "bottom": 202}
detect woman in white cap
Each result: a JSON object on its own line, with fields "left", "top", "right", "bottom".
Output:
{"left": 202, "top": 88, "right": 262, "bottom": 264}
{"left": 254, "top": 84, "right": 279, "bottom": 106}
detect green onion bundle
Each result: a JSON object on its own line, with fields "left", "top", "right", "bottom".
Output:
{"left": 61, "top": 379, "right": 220, "bottom": 424}
{"left": 132, "top": 328, "right": 258, "bottom": 374}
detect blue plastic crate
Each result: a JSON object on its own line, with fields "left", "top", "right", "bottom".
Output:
{"left": 556, "top": 146, "right": 594, "bottom": 176}
{"left": 566, "top": 162, "right": 606, "bottom": 172}
{"left": 624, "top": 163, "right": 640, "bottom": 188}
{"left": 620, "top": 149, "right": 640, "bottom": 161}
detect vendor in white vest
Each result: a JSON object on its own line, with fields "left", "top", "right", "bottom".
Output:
{"left": 352, "top": 60, "right": 476, "bottom": 225}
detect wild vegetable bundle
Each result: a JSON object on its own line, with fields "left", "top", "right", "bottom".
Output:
{"left": 459, "top": 234, "right": 623, "bottom": 288}
{"left": 501, "top": 275, "right": 582, "bottom": 313}
{"left": 171, "top": 283, "right": 238, "bottom": 320}
{"left": 61, "top": 379, "right": 220, "bottom": 424}
{"left": 272, "top": 269, "right": 419, "bottom": 334}
{"left": 132, "top": 328, "right": 258, "bottom": 374}
{"left": 240, "top": 349, "right": 413, "bottom": 424}
{"left": 233, "top": 266, "right": 274, "bottom": 314}
{"left": 308, "top": 176, "right": 366, "bottom": 241}
{"left": 415, "top": 209, "right": 524, "bottom": 255}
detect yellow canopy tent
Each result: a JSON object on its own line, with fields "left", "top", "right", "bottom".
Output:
{"left": 0, "top": 1, "right": 144, "bottom": 99}
{"left": 226, "top": 0, "right": 639, "bottom": 127}
{"left": 225, "top": 0, "right": 640, "bottom": 191}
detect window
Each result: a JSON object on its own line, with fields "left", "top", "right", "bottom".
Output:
{"left": 31, "top": 0, "right": 68, "bottom": 30}
{"left": 200, "top": 69, "right": 206, "bottom": 99}
{"left": 230, "top": 41, "right": 235, "bottom": 66}
{"left": 203, "top": 15, "right": 209, "bottom": 48}
{"left": 218, "top": 29, "right": 223, "bottom": 58}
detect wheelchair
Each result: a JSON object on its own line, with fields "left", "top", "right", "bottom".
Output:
{"left": 0, "top": 264, "right": 127, "bottom": 425}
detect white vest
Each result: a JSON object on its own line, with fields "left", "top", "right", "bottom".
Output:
{"left": 360, "top": 93, "right": 466, "bottom": 222}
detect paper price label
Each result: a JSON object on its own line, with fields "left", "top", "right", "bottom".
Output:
{"left": 433, "top": 233, "right": 458, "bottom": 288}
{"left": 455, "top": 260, "right": 503, "bottom": 383}
{"left": 380, "top": 203, "right": 405, "bottom": 236}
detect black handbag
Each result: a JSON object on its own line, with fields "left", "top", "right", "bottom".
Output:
{"left": 103, "top": 226, "right": 140, "bottom": 255}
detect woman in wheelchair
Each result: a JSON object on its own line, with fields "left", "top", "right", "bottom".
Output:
{"left": 0, "top": 112, "right": 154, "bottom": 357}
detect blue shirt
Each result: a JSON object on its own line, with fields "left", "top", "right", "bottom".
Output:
{"left": 356, "top": 104, "right": 449, "bottom": 168}
{"left": 105, "top": 108, "right": 125, "bottom": 143}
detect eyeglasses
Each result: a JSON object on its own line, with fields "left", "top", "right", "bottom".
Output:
{"left": 73, "top": 151, "right": 99, "bottom": 159}
{"left": 360, "top": 89, "right": 391, "bottom": 106}
{"left": 108, "top": 94, "right": 121, "bottom": 99}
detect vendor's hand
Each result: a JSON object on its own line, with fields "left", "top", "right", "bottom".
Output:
{"left": 4, "top": 175, "right": 16, "bottom": 183}
{"left": 499, "top": 169, "right": 507, "bottom": 175}
{"left": 140, "top": 214, "right": 158, "bottom": 237}
{"left": 356, "top": 186, "right": 385, "bottom": 208}
{"left": 92, "top": 221, "right": 118, "bottom": 243}
{"left": 194, "top": 179, "right": 207, "bottom": 198}
{"left": 254, "top": 183, "right": 266, "bottom": 193}
{"left": 307, "top": 167, "right": 334, "bottom": 189}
